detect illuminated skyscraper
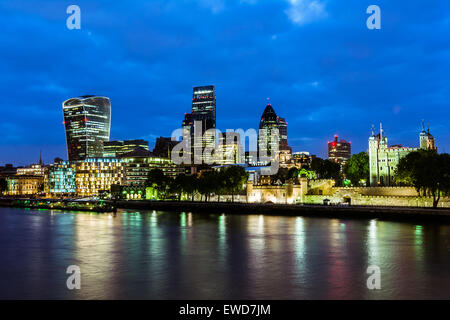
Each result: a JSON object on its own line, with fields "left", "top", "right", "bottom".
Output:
{"left": 258, "top": 103, "right": 291, "bottom": 165}
{"left": 181, "top": 85, "right": 216, "bottom": 164}
{"left": 328, "top": 135, "right": 351, "bottom": 165}
{"left": 62, "top": 96, "right": 111, "bottom": 161}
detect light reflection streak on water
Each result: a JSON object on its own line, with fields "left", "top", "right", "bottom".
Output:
{"left": 368, "top": 219, "right": 378, "bottom": 264}
{"left": 74, "top": 213, "right": 116, "bottom": 299}
{"left": 294, "top": 217, "right": 306, "bottom": 285}
{"left": 414, "top": 225, "right": 424, "bottom": 273}
{"left": 218, "top": 214, "right": 226, "bottom": 254}
{"left": 327, "top": 219, "right": 349, "bottom": 299}
{"left": 246, "top": 215, "right": 266, "bottom": 289}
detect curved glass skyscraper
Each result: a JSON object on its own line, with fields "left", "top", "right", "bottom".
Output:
{"left": 62, "top": 95, "right": 111, "bottom": 161}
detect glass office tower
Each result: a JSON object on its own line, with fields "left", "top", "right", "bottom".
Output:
{"left": 62, "top": 95, "right": 111, "bottom": 161}
{"left": 181, "top": 85, "right": 216, "bottom": 164}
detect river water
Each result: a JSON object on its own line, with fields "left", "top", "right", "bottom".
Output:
{"left": 0, "top": 207, "right": 449, "bottom": 299}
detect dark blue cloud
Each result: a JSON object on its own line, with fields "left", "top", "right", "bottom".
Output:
{"left": 0, "top": 0, "right": 449, "bottom": 165}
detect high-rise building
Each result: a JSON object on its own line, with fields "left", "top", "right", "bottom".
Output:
{"left": 216, "top": 132, "right": 244, "bottom": 165}
{"left": 191, "top": 85, "right": 216, "bottom": 130}
{"left": 257, "top": 103, "right": 291, "bottom": 165}
{"left": 328, "top": 135, "right": 351, "bottom": 165}
{"left": 62, "top": 95, "right": 111, "bottom": 161}
{"left": 181, "top": 85, "right": 216, "bottom": 164}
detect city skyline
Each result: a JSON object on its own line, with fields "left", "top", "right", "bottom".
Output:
{"left": 1, "top": 1, "right": 449, "bottom": 165}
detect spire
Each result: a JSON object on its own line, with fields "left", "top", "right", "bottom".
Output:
{"left": 39, "top": 150, "right": 43, "bottom": 166}
{"left": 421, "top": 119, "right": 425, "bottom": 132}
{"left": 380, "top": 122, "right": 383, "bottom": 139}
{"left": 427, "top": 122, "right": 430, "bottom": 134}
{"left": 371, "top": 124, "right": 375, "bottom": 137}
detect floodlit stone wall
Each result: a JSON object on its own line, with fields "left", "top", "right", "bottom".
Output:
{"left": 246, "top": 179, "right": 450, "bottom": 207}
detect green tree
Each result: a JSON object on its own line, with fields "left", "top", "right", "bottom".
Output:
{"left": 287, "top": 167, "right": 299, "bottom": 180}
{"left": 311, "top": 158, "right": 341, "bottom": 182}
{"left": 223, "top": 165, "right": 248, "bottom": 202}
{"left": 271, "top": 167, "right": 289, "bottom": 184}
{"left": 184, "top": 175, "right": 199, "bottom": 201}
{"left": 343, "top": 152, "right": 369, "bottom": 186}
{"left": 197, "top": 171, "right": 216, "bottom": 202}
{"left": 395, "top": 150, "right": 450, "bottom": 207}
{"left": 146, "top": 169, "right": 170, "bottom": 200}
{"left": 170, "top": 174, "right": 189, "bottom": 201}
{"left": 0, "top": 178, "right": 7, "bottom": 195}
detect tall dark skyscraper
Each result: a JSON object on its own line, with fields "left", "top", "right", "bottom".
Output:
{"left": 257, "top": 103, "right": 292, "bottom": 165}
{"left": 191, "top": 85, "right": 216, "bottom": 130}
{"left": 62, "top": 95, "right": 111, "bottom": 161}
{"left": 182, "top": 85, "right": 216, "bottom": 164}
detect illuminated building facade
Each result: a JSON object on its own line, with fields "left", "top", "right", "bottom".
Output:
{"left": 63, "top": 95, "right": 111, "bottom": 161}
{"left": 419, "top": 122, "right": 437, "bottom": 151}
{"left": 45, "top": 161, "right": 76, "bottom": 195}
{"left": 369, "top": 122, "right": 437, "bottom": 186}
{"left": 216, "top": 132, "right": 244, "bottom": 165}
{"left": 258, "top": 103, "right": 291, "bottom": 165}
{"left": 7, "top": 175, "right": 44, "bottom": 195}
{"left": 103, "top": 139, "right": 149, "bottom": 157}
{"left": 328, "top": 135, "right": 351, "bottom": 165}
{"left": 293, "top": 152, "right": 315, "bottom": 168}
{"left": 181, "top": 85, "right": 216, "bottom": 164}
{"left": 119, "top": 149, "right": 184, "bottom": 186}
{"left": 17, "top": 164, "right": 47, "bottom": 176}
{"left": 74, "top": 158, "right": 124, "bottom": 197}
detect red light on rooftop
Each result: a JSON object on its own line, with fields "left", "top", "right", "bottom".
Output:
{"left": 83, "top": 118, "right": 88, "bottom": 122}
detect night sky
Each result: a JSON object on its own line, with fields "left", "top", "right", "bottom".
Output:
{"left": 1, "top": 0, "right": 449, "bottom": 166}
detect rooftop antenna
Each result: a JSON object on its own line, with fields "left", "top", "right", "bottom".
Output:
{"left": 380, "top": 122, "right": 383, "bottom": 139}
{"left": 39, "top": 150, "right": 43, "bottom": 166}
{"left": 371, "top": 124, "right": 375, "bottom": 136}
{"left": 427, "top": 121, "right": 430, "bottom": 134}
{"left": 421, "top": 119, "right": 425, "bottom": 132}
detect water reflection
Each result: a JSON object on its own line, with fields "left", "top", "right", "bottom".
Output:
{"left": 0, "top": 207, "right": 449, "bottom": 299}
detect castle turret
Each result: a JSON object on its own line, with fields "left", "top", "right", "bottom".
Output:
{"left": 419, "top": 120, "right": 437, "bottom": 151}
{"left": 368, "top": 125, "right": 379, "bottom": 186}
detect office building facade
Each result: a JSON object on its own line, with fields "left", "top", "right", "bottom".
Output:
{"left": 62, "top": 95, "right": 111, "bottom": 161}
{"left": 103, "top": 139, "right": 149, "bottom": 157}
{"left": 181, "top": 85, "right": 217, "bottom": 164}
{"left": 328, "top": 135, "right": 351, "bottom": 165}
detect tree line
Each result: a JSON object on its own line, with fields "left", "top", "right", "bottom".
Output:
{"left": 394, "top": 150, "right": 450, "bottom": 207}
{"left": 146, "top": 165, "right": 249, "bottom": 202}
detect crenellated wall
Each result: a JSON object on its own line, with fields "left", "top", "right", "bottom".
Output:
{"left": 304, "top": 193, "right": 450, "bottom": 208}
{"left": 246, "top": 179, "right": 450, "bottom": 207}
